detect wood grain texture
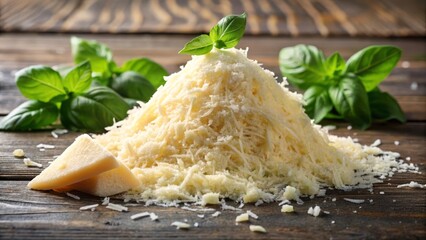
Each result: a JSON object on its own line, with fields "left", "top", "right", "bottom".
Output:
{"left": 0, "top": 0, "right": 424, "bottom": 37}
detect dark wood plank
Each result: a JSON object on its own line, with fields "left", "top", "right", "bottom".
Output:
{"left": 0, "top": 179, "right": 425, "bottom": 239}
{"left": 0, "top": 0, "right": 424, "bottom": 37}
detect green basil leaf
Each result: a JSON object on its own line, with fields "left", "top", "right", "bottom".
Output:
{"left": 60, "top": 86, "right": 129, "bottom": 132}
{"left": 0, "top": 100, "right": 58, "bottom": 131}
{"left": 303, "top": 86, "right": 333, "bottom": 123}
{"left": 368, "top": 88, "right": 406, "bottom": 122}
{"left": 325, "top": 52, "right": 345, "bottom": 76}
{"left": 16, "top": 65, "right": 67, "bottom": 103}
{"left": 179, "top": 34, "right": 213, "bottom": 55}
{"left": 328, "top": 74, "right": 371, "bottom": 130}
{"left": 71, "top": 36, "right": 113, "bottom": 75}
{"left": 279, "top": 44, "right": 327, "bottom": 90}
{"left": 120, "top": 58, "right": 168, "bottom": 88}
{"left": 209, "top": 13, "right": 247, "bottom": 49}
{"left": 345, "top": 45, "right": 401, "bottom": 92}
{"left": 63, "top": 61, "right": 92, "bottom": 94}
{"left": 111, "top": 71, "right": 156, "bottom": 102}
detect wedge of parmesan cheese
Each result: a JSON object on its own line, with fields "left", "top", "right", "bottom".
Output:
{"left": 28, "top": 134, "right": 119, "bottom": 190}
{"left": 67, "top": 163, "right": 140, "bottom": 197}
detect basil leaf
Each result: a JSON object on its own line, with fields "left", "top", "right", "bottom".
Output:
{"left": 111, "top": 71, "right": 156, "bottom": 102}
{"left": 0, "top": 100, "right": 58, "bottom": 131}
{"left": 71, "top": 37, "right": 113, "bottom": 76}
{"left": 60, "top": 86, "right": 130, "bottom": 132}
{"left": 209, "top": 13, "right": 247, "bottom": 49}
{"left": 345, "top": 45, "right": 401, "bottom": 92}
{"left": 303, "top": 86, "right": 333, "bottom": 123}
{"left": 279, "top": 44, "right": 327, "bottom": 90}
{"left": 325, "top": 52, "right": 345, "bottom": 76}
{"left": 120, "top": 58, "right": 168, "bottom": 88}
{"left": 179, "top": 34, "right": 213, "bottom": 55}
{"left": 16, "top": 65, "right": 67, "bottom": 103}
{"left": 63, "top": 61, "right": 92, "bottom": 94}
{"left": 368, "top": 88, "right": 406, "bottom": 123}
{"left": 328, "top": 74, "right": 371, "bottom": 130}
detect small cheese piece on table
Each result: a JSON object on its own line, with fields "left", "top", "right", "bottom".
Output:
{"left": 67, "top": 163, "right": 140, "bottom": 197}
{"left": 28, "top": 134, "right": 119, "bottom": 190}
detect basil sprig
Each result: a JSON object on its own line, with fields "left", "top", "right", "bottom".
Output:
{"left": 179, "top": 13, "right": 247, "bottom": 55}
{"left": 279, "top": 45, "right": 405, "bottom": 129}
{"left": 1, "top": 37, "right": 169, "bottom": 132}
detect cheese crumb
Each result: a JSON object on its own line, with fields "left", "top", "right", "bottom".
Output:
{"left": 397, "top": 181, "right": 425, "bottom": 189}
{"left": 211, "top": 211, "right": 221, "bottom": 217}
{"left": 13, "top": 149, "right": 25, "bottom": 157}
{"left": 343, "top": 198, "right": 365, "bottom": 204}
{"left": 171, "top": 221, "right": 190, "bottom": 229}
{"left": 36, "top": 143, "right": 55, "bottom": 149}
{"left": 79, "top": 204, "right": 99, "bottom": 211}
{"left": 371, "top": 139, "right": 381, "bottom": 147}
{"left": 249, "top": 225, "right": 266, "bottom": 233}
{"left": 150, "top": 213, "right": 159, "bottom": 221}
{"left": 201, "top": 192, "right": 220, "bottom": 206}
{"left": 66, "top": 192, "right": 80, "bottom": 200}
{"left": 347, "top": 125, "right": 352, "bottom": 130}
{"left": 410, "top": 82, "right": 418, "bottom": 91}
{"left": 23, "top": 158, "right": 42, "bottom": 168}
{"left": 281, "top": 204, "right": 294, "bottom": 213}
{"left": 131, "top": 212, "right": 150, "bottom": 220}
{"left": 235, "top": 213, "right": 249, "bottom": 222}
{"left": 194, "top": 222, "right": 199, "bottom": 227}
{"left": 246, "top": 210, "right": 258, "bottom": 219}
{"left": 379, "top": 192, "right": 385, "bottom": 195}
{"left": 308, "top": 206, "right": 321, "bottom": 217}
{"left": 106, "top": 203, "right": 128, "bottom": 212}
{"left": 283, "top": 186, "right": 299, "bottom": 201}
{"left": 394, "top": 141, "right": 400, "bottom": 146}
{"left": 102, "top": 197, "right": 110, "bottom": 205}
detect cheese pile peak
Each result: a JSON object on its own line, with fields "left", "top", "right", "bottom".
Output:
{"left": 95, "top": 48, "right": 403, "bottom": 202}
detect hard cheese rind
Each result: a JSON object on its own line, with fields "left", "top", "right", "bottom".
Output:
{"left": 28, "top": 134, "right": 120, "bottom": 190}
{"left": 68, "top": 163, "right": 140, "bottom": 197}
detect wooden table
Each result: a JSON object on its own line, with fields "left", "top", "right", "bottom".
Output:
{"left": 1, "top": 1, "right": 425, "bottom": 239}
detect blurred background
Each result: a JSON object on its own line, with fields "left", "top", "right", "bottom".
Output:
{"left": 0, "top": 0, "right": 425, "bottom": 118}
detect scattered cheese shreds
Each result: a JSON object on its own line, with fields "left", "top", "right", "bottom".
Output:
{"left": 236, "top": 213, "right": 250, "bottom": 222}
{"left": 66, "top": 192, "right": 80, "bottom": 200}
{"left": 371, "top": 139, "right": 381, "bottom": 147}
{"left": 131, "top": 212, "right": 150, "bottom": 220}
{"left": 281, "top": 204, "right": 294, "bottom": 213}
{"left": 23, "top": 158, "right": 42, "bottom": 168}
{"left": 246, "top": 210, "right": 258, "bottom": 219}
{"left": 36, "top": 143, "right": 55, "bottom": 149}
{"left": 80, "top": 204, "right": 99, "bottom": 211}
{"left": 194, "top": 222, "right": 199, "bottom": 227}
{"left": 102, "top": 197, "right": 110, "bottom": 205}
{"left": 343, "top": 198, "right": 365, "bottom": 204}
{"left": 308, "top": 206, "right": 321, "bottom": 217}
{"left": 397, "top": 181, "right": 425, "bottom": 189}
{"left": 106, "top": 203, "right": 128, "bottom": 212}
{"left": 249, "top": 225, "right": 267, "bottom": 233}
{"left": 150, "top": 213, "right": 159, "bottom": 221}
{"left": 171, "top": 221, "right": 190, "bottom": 229}
{"left": 212, "top": 211, "right": 221, "bottom": 217}
{"left": 13, "top": 149, "right": 25, "bottom": 157}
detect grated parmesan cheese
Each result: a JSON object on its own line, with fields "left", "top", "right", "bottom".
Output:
{"left": 106, "top": 203, "right": 128, "bottom": 212}
{"left": 79, "top": 204, "right": 99, "bottom": 211}
{"left": 308, "top": 206, "right": 321, "bottom": 217}
{"left": 201, "top": 192, "right": 220, "bottom": 206}
{"left": 249, "top": 225, "right": 266, "bottom": 233}
{"left": 211, "top": 211, "right": 221, "bottom": 217}
{"left": 66, "top": 192, "right": 80, "bottom": 200}
{"left": 397, "top": 181, "right": 425, "bottom": 189}
{"left": 281, "top": 204, "right": 294, "bottom": 213}
{"left": 343, "top": 198, "right": 365, "bottom": 204}
{"left": 235, "top": 213, "right": 249, "bottom": 222}
{"left": 131, "top": 212, "right": 150, "bottom": 220}
{"left": 23, "top": 158, "right": 42, "bottom": 168}
{"left": 171, "top": 221, "right": 190, "bottom": 229}
{"left": 13, "top": 149, "right": 25, "bottom": 157}
{"left": 91, "top": 48, "right": 412, "bottom": 203}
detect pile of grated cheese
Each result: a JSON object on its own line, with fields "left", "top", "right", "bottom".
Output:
{"left": 94, "top": 48, "right": 409, "bottom": 203}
